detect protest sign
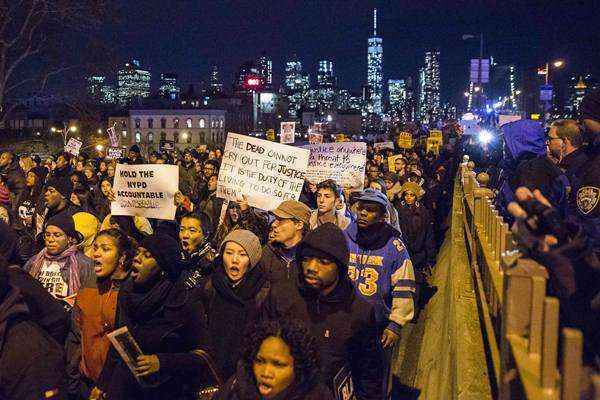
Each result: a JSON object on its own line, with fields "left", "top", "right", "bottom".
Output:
{"left": 373, "top": 141, "right": 395, "bottom": 151}
{"left": 308, "top": 132, "right": 323, "bottom": 144}
{"left": 107, "top": 126, "right": 119, "bottom": 147}
{"left": 305, "top": 142, "right": 367, "bottom": 190}
{"left": 280, "top": 122, "right": 295, "bottom": 144}
{"left": 429, "top": 130, "right": 443, "bottom": 140}
{"left": 160, "top": 140, "right": 175, "bottom": 152}
{"left": 388, "top": 155, "right": 405, "bottom": 172}
{"left": 498, "top": 114, "right": 521, "bottom": 127}
{"left": 397, "top": 132, "right": 413, "bottom": 149}
{"left": 111, "top": 164, "right": 178, "bottom": 220}
{"left": 64, "top": 138, "right": 83, "bottom": 156}
{"left": 106, "top": 147, "right": 124, "bottom": 160}
{"left": 266, "top": 129, "right": 276, "bottom": 141}
{"left": 426, "top": 137, "right": 442, "bottom": 154}
{"left": 217, "top": 133, "right": 309, "bottom": 211}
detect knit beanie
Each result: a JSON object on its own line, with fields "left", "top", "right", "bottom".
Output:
{"left": 46, "top": 213, "right": 82, "bottom": 243}
{"left": 129, "top": 144, "right": 141, "bottom": 154}
{"left": 298, "top": 223, "right": 349, "bottom": 275}
{"left": 140, "top": 233, "right": 182, "bottom": 281}
{"left": 29, "top": 166, "right": 48, "bottom": 183}
{"left": 45, "top": 176, "right": 72, "bottom": 198}
{"left": 220, "top": 229, "right": 262, "bottom": 268}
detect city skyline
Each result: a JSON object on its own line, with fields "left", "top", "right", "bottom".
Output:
{"left": 80, "top": 0, "right": 599, "bottom": 105}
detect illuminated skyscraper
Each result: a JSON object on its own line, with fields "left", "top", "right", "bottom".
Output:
{"left": 257, "top": 53, "right": 273, "bottom": 88}
{"left": 210, "top": 65, "right": 224, "bottom": 94}
{"left": 284, "top": 54, "right": 309, "bottom": 118}
{"left": 117, "top": 59, "right": 151, "bottom": 105}
{"left": 317, "top": 60, "right": 335, "bottom": 87}
{"left": 388, "top": 79, "right": 405, "bottom": 109}
{"left": 419, "top": 51, "right": 441, "bottom": 123}
{"left": 367, "top": 9, "right": 383, "bottom": 115}
{"left": 159, "top": 73, "right": 180, "bottom": 100}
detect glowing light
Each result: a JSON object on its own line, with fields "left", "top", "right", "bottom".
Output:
{"left": 474, "top": 86, "right": 481, "bottom": 92}
{"left": 461, "top": 112, "right": 477, "bottom": 121}
{"left": 95, "top": 144, "right": 104, "bottom": 151}
{"left": 326, "top": 115, "right": 333, "bottom": 122}
{"left": 553, "top": 60, "right": 564, "bottom": 68}
{"left": 181, "top": 132, "right": 189, "bottom": 140}
{"left": 246, "top": 78, "right": 260, "bottom": 86}
{"left": 51, "top": 127, "right": 57, "bottom": 132}
{"left": 69, "top": 126, "right": 77, "bottom": 133}
{"left": 478, "top": 130, "right": 493, "bottom": 144}
{"left": 97, "top": 129, "right": 102, "bottom": 134}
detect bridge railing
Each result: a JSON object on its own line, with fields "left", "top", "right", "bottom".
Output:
{"left": 457, "top": 158, "right": 599, "bottom": 400}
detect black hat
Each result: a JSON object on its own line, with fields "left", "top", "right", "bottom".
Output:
{"left": 45, "top": 176, "right": 73, "bottom": 198}
{"left": 140, "top": 233, "right": 183, "bottom": 281}
{"left": 129, "top": 144, "right": 141, "bottom": 154}
{"left": 298, "top": 223, "right": 349, "bottom": 275}
{"left": 46, "top": 213, "right": 82, "bottom": 242}
{"left": 580, "top": 87, "right": 600, "bottom": 122}
{"left": 29, "top": 166, "right": 48, "bottom": 183}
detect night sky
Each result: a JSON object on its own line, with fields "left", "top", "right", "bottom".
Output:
{"left": 98, "top": 0, "right": 599, "bottom": 103}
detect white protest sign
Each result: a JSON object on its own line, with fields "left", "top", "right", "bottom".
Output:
{"left": 308, "top": 132, "right": 323, "bottom": 144}
{"left": 217, "top": 132, "right": 309, "bottom": 211}
{"left": 111, "top": 164, "right": 178, "bottom": 220}
{"left": 498, "top": 114, "right": 521, "bottom": 127}
{"left": 280, "top": 122, "right": 295, "bottom": 144}
{"left": 64, "top": 138, "right": 83, "bottom": 156}
{"left": 107, "top": 126, "right": 119, "bottom": 147}
{"left": 373, "top": 141, "right": 394, "bottom": 151}
{"left": 305, "top": 142, "right": 367, "bottom": 190}
{"left": 106, "top": 147, "right": 124, "bottom": 160}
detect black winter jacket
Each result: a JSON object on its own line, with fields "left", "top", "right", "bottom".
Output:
{"left": 0, "top": 160, "right": 26, "bottom": 212}
{"left": 264, "top": 273, "right": 385, "bottom": 400}
{"left": 395, "top": 201, "right": 437, "bottom": 269}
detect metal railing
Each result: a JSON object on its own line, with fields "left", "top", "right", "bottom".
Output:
{"left": 457, "top": 157, "right": 599, "bottom": 400}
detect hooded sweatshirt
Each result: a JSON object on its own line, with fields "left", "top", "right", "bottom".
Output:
{"left": 344, "top": 221, "right": 416, "bottom": 334}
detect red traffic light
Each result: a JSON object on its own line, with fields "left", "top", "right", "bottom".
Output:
{"left": 246, "top": 77, "right": 261, "bottom": 86}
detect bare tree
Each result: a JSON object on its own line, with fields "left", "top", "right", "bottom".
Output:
{"left": 0, "top": 0, "right": 112, "bottom": 123}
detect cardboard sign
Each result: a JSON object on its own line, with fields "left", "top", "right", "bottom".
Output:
{"left": 107, "top": 126, "right": 119, "bottom": 147}
{"left": 280, "top": 122, "right": 295, "bottom": 144}
{"left": 388, "top": 155, "right": 405, "bottom": 172}
{"left": 111, "top": 164, "right": 179, "bottom": 220}
{"left": 160, "top": 140, "right": 175, "bottom": 151}
{"left": 429, "top": 130, "right": 443, "bottom": 140}
{"left": 397, "top": 132, "right": 413, "bottom": 149}
{"left": 305, "top": 142, "right": 367, "bottom": 190}
{"left": 106, "top": 147, "right": 124, "bottom": 160}
{"left": 64, "top": 138, "right": 83, "bottom": 156}
{"left": 309, "top": 133, "right": 323, "bottom": 144}
{"left": 426, "top": 137, "right": 442, "bottom": 154}
{"left": 266, "top": 128, "right": 276, "bottom": 141}
{"left": 217, "top": 133, "right": 309, "bottom": 211}
{"left": 373, "top": 141, "right": 395, "bottom": 151}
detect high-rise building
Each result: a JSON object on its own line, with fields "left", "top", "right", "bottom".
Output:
{"left": 159, "top": 73, "right": 180, "bottom": 100}
{"left": 317, "top": 60, "right": 335, "bottom": 88}
{"left": 257, "top": 53, "right": 273, "bottom": 88}
{"left": 100, "top": 85, "right": 116, "bottom": 104}
{"left": 87, "top": 75, "right": 105, "bottom": 98}
{"left": 234, "top": 61, "right": 262, "bottom": 94}
{"left": 388, "top": 79, "right": 405, "bottom": 109}
{"left": 284, "top": 55, "right": 310, "bottom": 118}
{"left": 566, "top": 74, "right": 598, "bottom": 117}
{"left": 367, "top": 9, "right": 383, "bottom": 115}
{"left": 117, "top": 59, "right": 151, "bottom": 105}
{"left": 210, "top": 65, "right": 224, "bottom": 94}
{"left": 418, "top": 51, "right": 441, "bottom": 123}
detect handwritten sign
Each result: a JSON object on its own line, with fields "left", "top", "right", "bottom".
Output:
{"left": 217, "top": 133, "right": 309, "bottom": 211}
{"left": 373, "top": 141, "right": 394, "bottom": 151}
{"left": 429, "top": 130, "right": 443, "bottom": 140}
{"left": 305, "top": 142, "right": 367, "bottom": 190}
{"left": 397, "top": 132, "right": 413, "bottom": 149}
{"left": 426, "top": 137, "right": 442, "bottom": 154}
{"left": 107, "top": 126, "right": 119, "bottom": 147}
{"left": 280, "top": 122, "right": 295, "bottom": 144}
{"left": 388, "top": 155, "right": 405, "bottom": 172}
{"left": 111, "top": 164, "right": 178, "bottom": 220}
{"left": 64, "top": 138, "right": 83, "bottom": 156}
{"left": 309, "top": 132, "right": 323, "bottom": 144}
{"left": 106, "top": 147, "right": 123, "bottom": 160}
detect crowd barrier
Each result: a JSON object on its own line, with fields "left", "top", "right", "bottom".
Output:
{"left": 457, "top": 157, "right": 599, "bottom": 400}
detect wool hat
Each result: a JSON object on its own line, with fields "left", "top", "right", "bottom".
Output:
{"left": 580, "top": 87, "right": 600, "bottom": 122}
{"left": 399, "top": 181, "right": 425, "bottom": 199}
{"left": 271, "top": 200, "right": 311, "bottom": 225}
{"left": 140, "top": 233, "right": 183, "bottom": 281}
{"left": 45, "top": 176, "right": 72, "bottom": 198}
{"left": 298, "top": 222, "right": 349, "bottom": 275}
{"left": 46, "top": 213, "right": 82, "bottom": 243}
{"left": 354, "top": 188, "right": 389, "bottom": 210}
{"left": 129, "top": 144, "right": 141, "bottom": 154}
{"left": 220, "top": 229, "right": 262, "bottom": 268}
{"left": 29, "top": 166, "right": 48, "bottom": 183}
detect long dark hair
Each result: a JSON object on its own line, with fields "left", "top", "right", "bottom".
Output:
{"left": 94, "top": 228, "right": 137, "bottom": 273}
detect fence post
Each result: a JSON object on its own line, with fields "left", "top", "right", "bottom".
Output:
{"left": 528, "top": 276, "right": 545, "bottom": 357}
{"left": 561, "top": 328, "right": 582, "bottom": 400}
{"left": 541, "top": 297, "right": 560, "bottom": 390}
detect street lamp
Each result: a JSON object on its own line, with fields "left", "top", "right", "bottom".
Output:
{"left": 539, "top": 59, "right": 565, "bottom": 85}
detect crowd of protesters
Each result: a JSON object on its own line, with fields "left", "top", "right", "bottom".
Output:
{"left": 0, "top": 88, "right": 598, "bottom": 399}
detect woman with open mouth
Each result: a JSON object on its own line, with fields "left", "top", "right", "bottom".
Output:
{"left": 66, "top": 228, "right": 135, "bottom": 399}
{"left": 214, "top": 318, "right": 333, "bottom": 400}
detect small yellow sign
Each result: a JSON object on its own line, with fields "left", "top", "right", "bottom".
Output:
{"left": 397, "top": 132, "right": 413, "bottom": 149}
